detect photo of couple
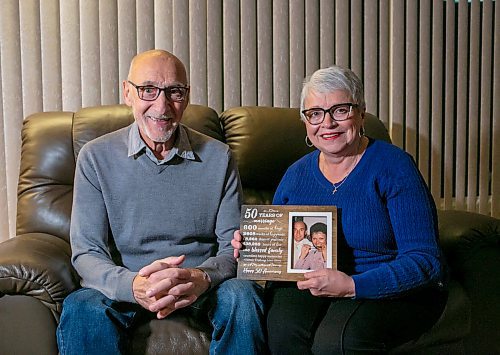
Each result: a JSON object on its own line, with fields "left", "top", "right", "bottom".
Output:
{"left": 289, "top": 214, "right": 333, "bottom": 272}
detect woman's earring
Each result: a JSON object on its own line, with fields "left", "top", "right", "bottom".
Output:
{"left": 359, "top": 126, "right": 365, "bottom": 137}
{"left": 305, "top": 136, "right": 314, "bottom": 148}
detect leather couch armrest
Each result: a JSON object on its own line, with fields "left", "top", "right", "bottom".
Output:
{"left": 437, "top": 210, "right": 500, "bottom": 273}
{"left": 0, "top": 233, "right": 79, "bottom": 317}
{"left": 437, "top": 210, "right": 500, "bottom": 352}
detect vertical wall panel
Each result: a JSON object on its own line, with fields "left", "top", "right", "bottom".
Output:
{"left": 189, "top": 0, "right": 208, "bottom": 105}
{"left": 20, "top": 0, "right": 43, "bottom": 117}
{"left": 256, "top": 0, "right": 272, "bottom": 107}
{"left": 443, "top": 0, "right": 456, "bottom": 210}
{"left": 0, "top": 56, "right": 7, "bottom": 240}
{"left": 492, "top": 1, "right": 500, "bottom": 218}
{"left": 430, "top": 1, "right": 444, "bottom": 204}
{"left": 60, "top": 0, "right": 81, "bottom": 111}
{"left": 272, "top": 0, "right": 289, "bottom": 107}
{"left": 364, "top": 0, "right": 378, "bottom": 115}
{"left": 207, "top": 0, "right": 223, "bottom": 112}
{"left": 479, "top": 1, "right": 493, "bottom": 215}
{"left": 335, "top": 0, "right": 349, "bottom": 68}
{"left": 390, "top": 0, "right": 404, "bottom": 147}
{"left": 172, "top": 1, "right": 189, "bottom": 73}
{"left": 99, "top": 0, "right": 119, "bottom": 105}
{"left": 305, "top": 0, "right": 320, "bottom": 77}
{"left": 80, "top": 0, "right": 101, "bottom": 108}
{"left": 405, "top": 0, "right": 418, "bottom": 159}
{"left": 378, "top": 0, "right": 390, "bottom": 125}
{"left": 0, "top": 0, "right": 23, "bottom": 240}
{"left": 455, "top": 0, "right": 469, "bottom": 210}
{"left": 223, "top": 0, "right": 240, "bottom": 109}
{"left": 319, "top": 0, "right": 335, "bottom": 67}
{"left": 241, "top": 0, "right": 258, "bottom": 106}
{"left": 418, "top": 0, "right": 431, "bottom": 184}
{"left": 350, "top": 0, "right": 362, "bottom": 77}
{"left": 117, "top": 0, "right": 136, "bottom": 89}
{"left": 136, "top": 0, "right": 155, "bottom": 54}
{"left": 40, "top": 0, "right": 62, "bottom": 111}
{"left": 467, "top": 0, "right": 480, "bottom": 212}
{"left": 289, "top": 0, "right": 305, "bottom": 107}
{"left": 154, "top": 0, "right": 173, "bottom": 52}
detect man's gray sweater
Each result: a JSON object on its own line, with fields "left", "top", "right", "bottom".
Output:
{"left": 70, "top": 123, "right": 242, "bottom": 303}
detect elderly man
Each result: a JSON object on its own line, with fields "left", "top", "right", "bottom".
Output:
{"left": 292, "top": 219, "right": 313, "bottom": 266}
{"left": 56, "top": 49, "right": 265, "bottom": 354}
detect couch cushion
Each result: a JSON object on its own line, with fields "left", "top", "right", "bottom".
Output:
{"left": 131, "top": 314, "right": 211, "bottom": 354}
{"left": 390, "top": 280, "right": 470, "bottom": 353}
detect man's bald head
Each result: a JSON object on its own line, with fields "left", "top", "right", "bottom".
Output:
{"left": 127, "top": 49, "right": 187, "bottom": 85}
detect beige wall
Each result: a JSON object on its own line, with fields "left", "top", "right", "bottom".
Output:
{"left": 0, "top": 0, "right": 499, "bottom": 241}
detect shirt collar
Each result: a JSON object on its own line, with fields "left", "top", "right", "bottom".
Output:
{"left": 127, "top": 122, "right": 195, "bottom": 164}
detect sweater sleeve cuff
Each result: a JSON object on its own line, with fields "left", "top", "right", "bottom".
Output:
{"left": 115, "top": 271, "right": 138, "bottom": 303}
{"left": 351, "top": 272, "right": 380, "bottom": 299}
{"left": 196, "top": 255, "right": 236, "bottom": 289}
{"left": 196, "top": 266, "right": 226, "bottom": 289}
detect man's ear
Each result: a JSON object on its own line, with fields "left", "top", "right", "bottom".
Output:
{"left": 122, "top": 80, "right": 132, "bottom": 106}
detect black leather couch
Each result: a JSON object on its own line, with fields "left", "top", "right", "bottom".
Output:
{"left": 0, "top": 104, "right": 499, "bottom": 354}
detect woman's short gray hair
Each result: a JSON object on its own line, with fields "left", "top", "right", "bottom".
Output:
{"left": 300, "top": 66, "right": 366, "bottom": 120}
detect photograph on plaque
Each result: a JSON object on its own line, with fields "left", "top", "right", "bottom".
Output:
{"left": 288, "top": 212, "right": 333, "bottom": 274}
{"left": 237, "top": 205, "right": 337, "bottom": 282}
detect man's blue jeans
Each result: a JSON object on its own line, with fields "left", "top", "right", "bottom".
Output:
{"left": 56, "top": 279, "right": 266, "bottom": 354}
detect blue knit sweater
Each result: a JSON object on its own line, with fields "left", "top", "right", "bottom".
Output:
{"left": 273, "top": 139, "right": 445, "bottom": 299}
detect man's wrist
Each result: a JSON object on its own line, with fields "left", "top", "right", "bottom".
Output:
{"left": 193, "top": 268, "right": 211, "bottom": 290}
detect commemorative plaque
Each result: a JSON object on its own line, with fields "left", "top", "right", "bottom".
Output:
{"left": 237, "top": 205, "right": 337, "bottom": 281}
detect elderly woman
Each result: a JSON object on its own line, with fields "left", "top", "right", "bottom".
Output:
{"left": 233, "top": 66, "right": 447, "bottom": 354}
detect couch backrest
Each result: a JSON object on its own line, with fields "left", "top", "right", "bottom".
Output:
{"left": 72, "top": 104, "right": 224, "bottom": 159}
{"left": 17, "top": 111, "right": 75, "bottom": 242}
{"left": 16, "top": 104, "right": 390, "bottom": 243}
{"left": 16, "top": 104, "right": 221, "bottom": 242}
{"left": 220, "top": 106, "right": 391, "bottom": 204}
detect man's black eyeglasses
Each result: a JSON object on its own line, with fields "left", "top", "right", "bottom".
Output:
{"left": 128, "top": 81, "right": 189, "bottom": 102}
